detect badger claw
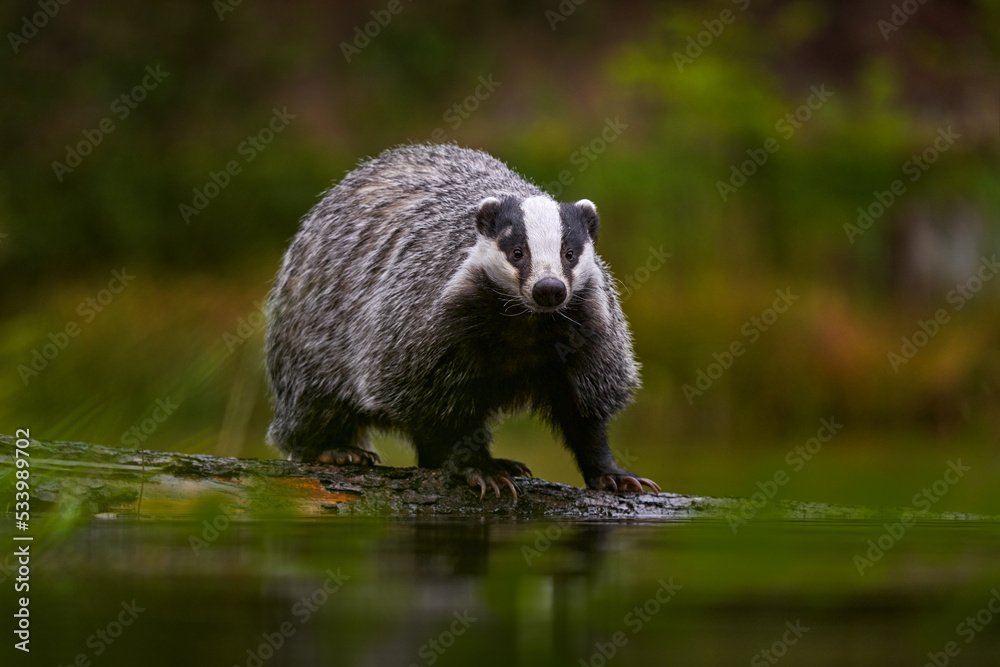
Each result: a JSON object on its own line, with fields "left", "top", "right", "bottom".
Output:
{"left": 317, "top": 446, "right": 381, "bottom": 467}
{"left": 636, "top": 477, "right": 661, "bottom": 493}
{"left": 461, "top": 467, "right": 519, "bottom": 502}
{"left": 592, "top": 472, "right": 660, "bottom": 494}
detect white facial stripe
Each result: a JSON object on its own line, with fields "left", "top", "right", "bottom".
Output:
{"left": 441, "top": 236, "right": 520, "bottom": 305}
{"left": 521, "top": 196, "right": 563, "bottom": 279}
{"left": 574, "top": 243, "right": 612, "bottom": 325}
{"left": 573, "top": 242, "right": 600, "bottom": 285}
{"left": 472, "top": 237, "right": 520, "bottom": 289}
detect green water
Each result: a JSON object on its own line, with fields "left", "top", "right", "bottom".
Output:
{"left": 4, "top": 517, "right": 1000, "bottom": 666}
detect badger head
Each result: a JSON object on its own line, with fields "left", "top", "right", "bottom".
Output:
{"left": 470, "top": 195, "right": 601, "bottom": 313}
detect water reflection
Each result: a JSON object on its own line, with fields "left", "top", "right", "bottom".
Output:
{"left": 9, "top": 517, "right": 1000, "bottom": 666}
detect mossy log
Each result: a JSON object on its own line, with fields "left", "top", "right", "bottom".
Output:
{"left": 0, "top": 434, "right": 988, "bottom": 520}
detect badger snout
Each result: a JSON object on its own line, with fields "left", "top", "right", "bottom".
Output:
{"left": 531, "top": 277, "right": 567, "bottom": 308}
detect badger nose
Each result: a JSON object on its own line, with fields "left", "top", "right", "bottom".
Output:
{"left": 532, "top": 277, "right": 567, "bottom": 308}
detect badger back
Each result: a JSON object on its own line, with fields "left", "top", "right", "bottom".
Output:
{"left": 268, "top": 144, "right": 547, "bottom": 366}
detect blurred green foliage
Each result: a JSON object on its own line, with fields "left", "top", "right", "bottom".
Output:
{"left": 1, "top": 1, "right": 998, "bottom": 507}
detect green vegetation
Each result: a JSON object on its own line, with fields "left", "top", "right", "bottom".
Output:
{"left": 2, "top": 1, "right": 998, "bottom": 510}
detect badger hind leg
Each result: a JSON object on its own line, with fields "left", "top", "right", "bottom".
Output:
{"left": 305, "top": 424, "right": 380, "bottom": 466}
{"left": 270, "top": 405, "right": 380, "bottom": 467}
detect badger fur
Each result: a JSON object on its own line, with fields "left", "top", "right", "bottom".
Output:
{"left": 265, "top": 144, "right": 658, "bottom": 496}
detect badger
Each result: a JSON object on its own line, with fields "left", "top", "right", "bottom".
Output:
{"left": 265, "top": 143, "right": 658, "bottom": 498}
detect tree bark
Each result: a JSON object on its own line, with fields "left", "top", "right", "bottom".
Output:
{"left": 0, "top": 434, "right": 985, "bottom": 520}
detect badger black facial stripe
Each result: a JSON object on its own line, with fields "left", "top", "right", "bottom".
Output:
{"left": 495, "top": 198, "right": 527, "bottom": 257}
{"left": 559, "top": 202, "right": 590, "bottom": 271}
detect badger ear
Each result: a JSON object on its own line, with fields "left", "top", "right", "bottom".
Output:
{"left": 475, "top": 197, "right": 502, "bottom": 237}
{"left": 575, "top": 199, "right": 599, "bottom": 241}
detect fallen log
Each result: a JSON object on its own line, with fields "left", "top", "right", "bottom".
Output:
{"left": 0, "top": 434, "right": 988, "bottom": 520}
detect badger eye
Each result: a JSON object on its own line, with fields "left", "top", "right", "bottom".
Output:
{"left": 512, "top": 248, "right": 523, "bottom": 260}
{"left": 564, "top": 249, "right": 574, "bottom": 261}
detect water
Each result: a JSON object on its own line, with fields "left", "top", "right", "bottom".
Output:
{"left": 4, "top": 517, "right": 1000, "bottom": 666}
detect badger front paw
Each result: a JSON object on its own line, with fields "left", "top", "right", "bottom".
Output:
{"left": 587, "top": 469, "right": 660, "bottom": 494}
{"left": 457, "top": 462, "right": 522, "bottom": 501}
{"left": 314, "top": 446, "right": 381, "bottom": 466}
